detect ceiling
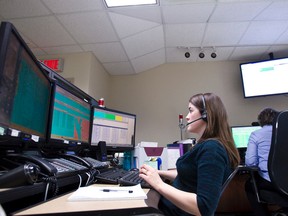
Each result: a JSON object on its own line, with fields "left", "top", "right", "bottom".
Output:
{"left": 1, "top": 0, "right": 288, "bottom": 75}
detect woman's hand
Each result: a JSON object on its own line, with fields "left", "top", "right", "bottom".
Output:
{"left": 139, "top": 164, "right": 164, "bottom": 190}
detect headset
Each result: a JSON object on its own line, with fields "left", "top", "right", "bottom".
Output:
{"left": 186, "top": 94, "right": 208, "bottom": 127}
{"left": 201, "top": 94, "right": 208, "bottom": 122}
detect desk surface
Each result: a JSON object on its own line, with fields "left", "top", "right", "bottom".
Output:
{"left": 14, "top": 184, "right": 149, "bottom": 216}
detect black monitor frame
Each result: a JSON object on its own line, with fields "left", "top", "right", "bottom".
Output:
{"left": 90, "top": 106, "right": 136, "bottom": 154}
{"left": 0, "top": 22, "right": 52, "bottom": 148}
{"left": 44, "top": 80, "right": 93, "bottom": 152}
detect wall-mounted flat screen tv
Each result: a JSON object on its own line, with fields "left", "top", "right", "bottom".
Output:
{"left": 240, "top": 57, "right": 288, "bottom": 98}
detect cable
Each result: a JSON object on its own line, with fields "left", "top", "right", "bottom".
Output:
{"left": 77, "top": 174, "right": 82, "bottom": 188}
{"left": 85, "top": 172, "right": 91, "bottom": 186}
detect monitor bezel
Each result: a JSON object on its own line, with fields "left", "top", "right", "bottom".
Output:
{"left": 90, "top": 106, "right": 136, "bottom": 153}
{"left": 0, "top": 21, "right": 52, "bottom": 146}
{"left": 45, "top": 80, "right": 93, "bottom": 150}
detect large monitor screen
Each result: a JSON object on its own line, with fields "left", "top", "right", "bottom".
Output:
{"left": 91, "top": 107, "right": 136, "bottom": 152}
{"left": 231, "top": 125, "right": 261, "bottom": 148}
{"left": 0, "top": 22, "right": 52, "bottom": 142}
{"left": 240, "top": 57, "right": 288, "bottom": 98}
{"left": 48, "top": 84, "right": 92, "bottom": 146}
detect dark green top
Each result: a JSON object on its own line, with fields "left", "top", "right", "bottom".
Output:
{"left": 158, "top": 140, "right": 232, "bottom": 216}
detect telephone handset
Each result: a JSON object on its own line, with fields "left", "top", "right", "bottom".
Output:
{"left": 60, "top": 154, "right": 93, "bottom": 168}
{"left": 6, "top": 154, "right": 57, "bottom": 176}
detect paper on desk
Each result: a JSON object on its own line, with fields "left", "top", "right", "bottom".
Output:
{"left": 67, "top": 184, "right": 147, "bottom": 201}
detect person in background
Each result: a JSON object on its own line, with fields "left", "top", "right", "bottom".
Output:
{"left": 139, "top": 93, "right": 240, "bottom": 216}
{"left": 245, "top": 107, "right": 279, "bottom": 216}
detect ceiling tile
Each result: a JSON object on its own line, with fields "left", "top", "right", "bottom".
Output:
{"left": 165, "top": 23, "right": 206, "bottom": 47}
{"left": 41, "top": 45, "right": 84, "bottom": 55}
{"left": 239, "top": 21, "right": 288, "bottom": 45}
{"left": 10, "top": 16, "right": 76, "bottom": 47}
{"left": 103, "top": 62, "right": 135, "bottom": 75}
{"left": 255, "top": 1, "right": 288, "bottom": 21}
{"left": 122, "top": 26, "right": 164, "bottom": 59}
{"left": 131, "top": 49, "right": 165, "bottom": 73}
{"left": 42, "top": 0, "right": 104, "bottom": 13}
{"left": 210, "top": 1, "right": 270, "bottom": 22}
{"left": 203, "top": 22, "right": 249, "bottom": 46}
{"left": 109, "top": 12, "right": 160, "bottom": 39}
{"left": 108, "top": 6, "right": 162, "bottom": 23}
{"left": 82, "top": 42, "right": 128, "bottom": 62}
{"left": 0, "top": 0, "right": 50, "bottom": 19}
{"left": 229, "top": 46, "right": 269, "bottom": 61}
{"left": 57, "top": 11, "right": 118, "bottom": 43}
{"left": 162, "top": 3, "right": 215, "bottom": 24}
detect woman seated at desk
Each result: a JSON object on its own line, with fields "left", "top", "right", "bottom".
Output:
{"left": 139, "top": 93, "right": 240, "bottom": 216}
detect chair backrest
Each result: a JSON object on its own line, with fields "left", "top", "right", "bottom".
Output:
{"left": 268, "top": 110, "right": 288, "bottom": 196}
{"left": 220, "top": 166, "right": 239, "bottom": 196}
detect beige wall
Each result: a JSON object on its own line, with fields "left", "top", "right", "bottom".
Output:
{"left": 39, "top": 53, "right": 288, "bottom": 147}
{"left": 39, "top": 52, "right": 111, "bottom": 102}
{"left": 109, "top": 61, "right": 288, "bottom": 147}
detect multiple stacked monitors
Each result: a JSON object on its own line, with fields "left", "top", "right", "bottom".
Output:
{"left": 48, "top": 84, "right": 92, "bottom": 146}
{"left": 0, "top": 21, "right": 136, "bottom": 153}
{"left": 0, "top": 22, "right": 52, "bottom": 142}
{"left": 91, "top": 107, "right": 136, "bottom": 152}
{"left": 231, "top": 125, "right": 261, "bottom": 148}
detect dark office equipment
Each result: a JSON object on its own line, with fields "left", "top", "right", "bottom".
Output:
{"left": 96, "top": 141, "right": 107, "bottom": 161}
{"left": 91, "top": 107, "right": 136, "bottom": 153}
{"left": 248, "top": 110, "right": 288, "bottom": 211}
{"left": 95, "top": 167, "right": 130, "bottom": 184}
{"left": 0, "top": 163, "right": 39, "bottom": 188}
{"left": 0, "top": 21, "right": 52, "bottom": 146}
{"left": 119, "top": 170, "right": 151, "bottom": 188}
{"left": 240, "top": 57, "right": 288, "bottom": 98}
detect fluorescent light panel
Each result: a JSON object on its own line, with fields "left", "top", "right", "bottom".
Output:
{"left": 104, "top": 0, "right": 157, "bottom": 7}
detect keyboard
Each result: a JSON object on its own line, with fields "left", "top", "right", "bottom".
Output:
{"left": 95, "top": 167, "right": 151, "bottom": 188}
{"left": 119, "top": 170, "right": 151, "bottom": 188}
{"left": 95, "top": 167, "right": 130, "bottom": 184}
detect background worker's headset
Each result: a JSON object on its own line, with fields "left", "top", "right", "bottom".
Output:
{"left": 186, "top": 94, "right": 208, "bottom": 127}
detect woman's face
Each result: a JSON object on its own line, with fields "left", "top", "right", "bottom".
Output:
{"left": 186, "top": 102, "right": 206, "bottom": 135}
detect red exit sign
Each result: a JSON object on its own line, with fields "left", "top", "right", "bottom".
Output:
{"left": 40, "top": 58, "right": 64, "bottom": 72}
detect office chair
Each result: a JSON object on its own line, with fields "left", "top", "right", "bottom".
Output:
{"left": 249, "top": 110, "right": 288, "bottom": 214}
{"left": 220, "top": 166, "right": 239, "bottom": 196}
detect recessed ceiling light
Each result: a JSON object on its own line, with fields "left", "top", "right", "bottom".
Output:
{"left": 104, "top": 0, "right": 157, "bottom": 8}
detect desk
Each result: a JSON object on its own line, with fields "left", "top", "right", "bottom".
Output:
{"left": 14, "top": 184, "right": 151, "bottom": 216}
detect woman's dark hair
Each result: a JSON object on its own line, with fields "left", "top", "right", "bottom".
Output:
{"left": 258, "top": 108, "right": 278, "bottom": 127}
{"left": 189, "top": 93, "right": 240, "bottom": 169}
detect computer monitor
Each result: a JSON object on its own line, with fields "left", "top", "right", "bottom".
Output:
{"left": 91, "top": 107, "right": 136, "bottom": 152}
{"left": 231, "top": 125, "right": 261, "bottom": 148}
{"left": 0, "top": 22, "right": 52, "bottom": 144}
{"left": 47, "top": 83, "right": 92, "bottom": 148}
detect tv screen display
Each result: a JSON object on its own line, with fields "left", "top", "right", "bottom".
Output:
{"left": 91, "top": 107, "right": 136, "bottom": 152}
{"left": 0, "top": 22, "right": 52, "bottom": 142}
{"left": 240, "top": 57, "right": 288, "bottom": 98}
{"left": 48, "top": 84, "right": 92, "bottom": 146}
{"left": 231, "top": 125, "right": 261, "bottom": 148}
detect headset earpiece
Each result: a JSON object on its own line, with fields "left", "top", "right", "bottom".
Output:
{"left": 201, "top": 95, "right": 208, "bottom": 122}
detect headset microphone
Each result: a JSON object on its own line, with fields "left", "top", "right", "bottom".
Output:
{"left": 186, "top": 116, "right": 203, "bottom": 127}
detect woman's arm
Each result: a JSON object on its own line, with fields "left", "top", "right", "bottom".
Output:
{"left": 157, "top": 169, "right": 177, "bottom": 181}
{"left": 140, "top": 164, "right": 201, "bottom": 215}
